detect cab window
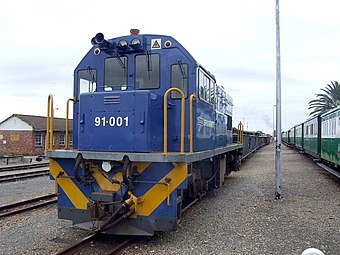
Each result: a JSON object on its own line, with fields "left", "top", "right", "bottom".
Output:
{"left": 198, "top": 69, "right": 215, "bottom": 105}
{"left": 171, "top": 63, "right": 188, "bottom": 98}
{"left": 78, "top": 68, "right": 97, "bottom": 95}
{"left": 135, "top": 53, "right": 160, "bottom": 89}
{"left": 104, "top": 56, "right": 127, "bottom": 87}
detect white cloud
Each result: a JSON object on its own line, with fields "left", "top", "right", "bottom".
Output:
{"left": 1, "top": 0, "right": 340, "bottom": 133}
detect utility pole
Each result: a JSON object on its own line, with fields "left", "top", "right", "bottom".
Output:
{"left": 275, "top": 0, "right": 282, "bottom": 200}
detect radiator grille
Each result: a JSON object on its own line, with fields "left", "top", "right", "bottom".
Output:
{"left": 104, "top": 96, "right": 120, "bottom": 104}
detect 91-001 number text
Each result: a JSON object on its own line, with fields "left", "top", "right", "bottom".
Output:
{"left": 94, "top": 116, "right": 129, "bottom": 127}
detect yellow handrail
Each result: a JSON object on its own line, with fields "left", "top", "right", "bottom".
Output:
{"left": 189, "top": 93, "right": 196, "bottom": 153}
{"left": 237, "top": 121, "right": 244, "bottom": 144}
{"left": 46, "top": 94, "right": 54, "bottom": 151}
{"left": 65, "top": 97, "right": 76, "bottom": 149}
{"left": 163, "top": 88, "right": 185, "bottom": 154}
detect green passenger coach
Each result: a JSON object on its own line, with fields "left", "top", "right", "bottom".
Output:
{"left": 303, "top": 116, "right": 321, "bottom": 158}
{"left": 284, "top": 105, "right": 340, "bottom": 172}
{"left": 288, "top": 127, "right": 295, "bottom": 145}
{"left": 294, "top": 123, "right": 304, "bottom": 150}
{"left": 321, "top": 105, "right": 340, "bottom": 166}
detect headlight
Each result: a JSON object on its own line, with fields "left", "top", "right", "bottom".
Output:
{"left": 101, "top": 161, "right": 112, "bottom": 172}
{"left": 117, "top": 40, "right": 128, "bottom": 48}
{"left": 130, "top": 38, "right": 141, "bottom": 48}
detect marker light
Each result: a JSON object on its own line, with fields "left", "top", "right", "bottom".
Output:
{"left": 117, "top": 40, "right": 128, "bottom": 48}
{"left": 130, "top": 29, "right": 140, "bottom": 35}
{"left": 164, "top": 40, "right": 172, "bottom": 48}
{"left": 94, "top": 48, "right": 101, "bottom": 55}
{"left": 130, "top": 38, "right": 141, "bottom": 49}
{"left": 101, "top": 161, "right": 112, "bottom": 172}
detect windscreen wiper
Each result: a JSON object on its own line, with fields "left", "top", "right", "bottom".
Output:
{"left": 177, "top": 59, "right": 187, "bottom": 80}
{"left": 85, "top": 66, "right": 95, "bottom": 92}
{"left": 146, "top": 50, "right": 152, "bottom": 80}
{"left": 113, "top": 53, "right": 126, "bottom": 77}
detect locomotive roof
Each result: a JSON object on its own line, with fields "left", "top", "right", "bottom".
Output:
{"left": 80, "top": 32, "right": 216, "bottom": 81}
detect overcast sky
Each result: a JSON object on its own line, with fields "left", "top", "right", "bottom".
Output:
{"left": 1, "top": 1, "right": 339, "bottom": 133}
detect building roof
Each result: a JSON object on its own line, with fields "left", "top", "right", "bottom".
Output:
{"left": 1, "top": 114, "right": 73, "bottom": 132}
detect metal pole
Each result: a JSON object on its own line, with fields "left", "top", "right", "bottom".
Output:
{"left": 273, "top": 105, "right": 276, "bottom": 138}
{"left": 275, "top": 0, "right": 282, "bottom": 200}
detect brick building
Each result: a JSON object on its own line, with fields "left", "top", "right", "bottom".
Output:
{"left": 0, "top": 114, "right": 72, "bottom": 156}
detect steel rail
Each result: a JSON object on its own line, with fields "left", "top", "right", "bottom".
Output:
{"left": 0, "top": 168, "right": 50, "bottom": 183}
{"left": 0, "top": 194, "right": 57, "bottom": 218}
{"left": 54, "top": 233, "right": 98, "bottom": 255}
{"left": 181, "top": 198, "right": 199, "bottom": 214}
{"left": 0, "top": 162, "right": 49, "bottom": 172}
{"left": 54, "top": 232, "right": 132, "bottom": 255}
{"left": 105, "top": 238, "right": 132, "bottom": 255}
{"left": 316, "top": 163, "right": 340, "bottom": 179}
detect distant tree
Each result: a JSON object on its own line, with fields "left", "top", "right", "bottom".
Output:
{"left": 308, "top": 81, "right": 340, "bottom": 116}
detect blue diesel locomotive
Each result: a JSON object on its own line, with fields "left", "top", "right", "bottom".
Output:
{"left": 46, "top": 30, "right": 266, "bottom": 236}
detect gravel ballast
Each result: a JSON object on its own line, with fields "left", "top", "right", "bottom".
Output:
{"left": 0, "top": 144, "right": 339, "bottom": 254}
{"left": 122, "top": 144, "right": 340, "bottom": 255}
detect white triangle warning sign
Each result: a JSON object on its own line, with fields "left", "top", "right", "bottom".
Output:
{"left": 151, "top": 39, "right": 161, "bottom": 50}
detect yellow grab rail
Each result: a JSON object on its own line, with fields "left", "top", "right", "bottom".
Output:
{"left": 163, "top": 88, "right": 185, "bottom": 154}
{"left": 46, "top": 94, "right": 54, "bottom": 151}
{"left": 189, "top": 93, "right": 196, "bottom": 153}
{"left": 237, "top": 121, "right": 244, "bottom": 144}
{"left": 65, "top": 97, "right": 76, "bottom": 150}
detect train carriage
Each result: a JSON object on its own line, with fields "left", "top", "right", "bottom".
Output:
{"left": 320, "top": 105, "right": 340, "bottom": 166}
{"left": 288, "top": 127, "right": 295, "bottom": 145}
{"left": 45, "top": 30, "right": 252, "bottom": 236}
{"left": 282, "top": 130, "right": 289, "bottom": 144}
{"left": 294, "top": 123, "right": 304, "bottom": 150}
{"left": 303, "top": 115, "right": 321, "bottom": 158}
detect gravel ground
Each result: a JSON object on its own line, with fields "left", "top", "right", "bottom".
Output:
{"left": 121, "top": 144, "right": 340, "bottom": 255}
{"left": 0, "top": 144, "right": 339, "bottom": 254}
{"left": 0, "top": 176, "right": 54, "bottom": 205}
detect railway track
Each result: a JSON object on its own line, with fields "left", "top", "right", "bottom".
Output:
{"left": 316, "top": 162, "right": 340, "bottom": 179}
{"left": 0, "top": 168, "right": 50, "bottom": 183}
{"left": 0, "top": 194, "right": 57, "bottom": 218}
{"left": 0, "top": 162, "right": 49, "bottom": 172}
{"left": 54, "top": 195, "right": 199, "bottom": 255}
{"left": 54, "top": 233, "right": 132, "bottom": 255}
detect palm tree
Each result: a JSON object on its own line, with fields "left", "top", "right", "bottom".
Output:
{"left": 308, "top": 81, "right": 340, "bottom": 116}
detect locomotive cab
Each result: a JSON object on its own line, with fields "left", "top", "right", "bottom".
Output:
{"left": 73, "top": 31, "right": 234, "bottom": 153}
{"left": 74, "top": 32, "right": 195, "bottom": 153}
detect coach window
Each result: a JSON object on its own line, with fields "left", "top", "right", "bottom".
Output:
{"left": 311, "top": 124, "right": 314, "bottom": 135}
{"left": 78, "top": 68, "right": 97, "bottom": 95}
{"left": 105, "top": 56, "right": 127, "bottom": 88}
{"left": 171, "top": 63, "right": 188, "bottom": 98}
{"left": 135, "top": 53, "right": 160, "bottom": 89}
